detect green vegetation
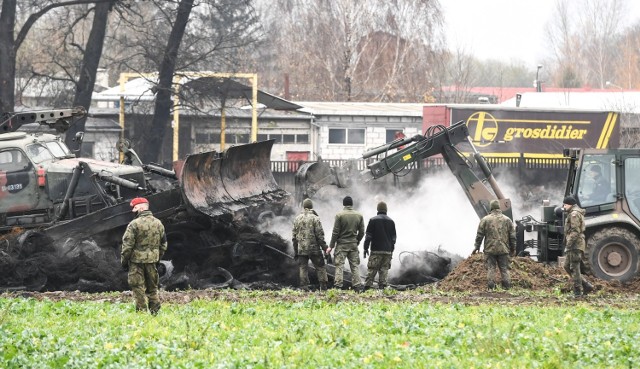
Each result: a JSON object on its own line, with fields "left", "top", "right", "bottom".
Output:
{"left": 1, "top": 291, "right": 639, "bottom": 368}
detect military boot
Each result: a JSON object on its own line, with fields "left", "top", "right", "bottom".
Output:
{"left": 501, "top": 280, "right": 511, "bottom": 290}
{"left": 319, "top": 282, "right": 328, "bottom": 291}
{"left": 573, "top": 287, "right": 582, "bottom": 297}
{"left": 487, "top": 281, "right": 496, "bottom": 290}
{"left": 582, "top": 281, "right": 594, "bottom": 295}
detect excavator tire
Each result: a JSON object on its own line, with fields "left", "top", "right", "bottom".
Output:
{"left": 181, "top": 140, "right": 288, "bottom": 218}
{"left": 587, "top": 227, "right": 639, "bottom": 282}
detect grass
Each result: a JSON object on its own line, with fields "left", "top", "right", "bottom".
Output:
{"left": 1, "top": 290, "right": 639, "bottom": 368}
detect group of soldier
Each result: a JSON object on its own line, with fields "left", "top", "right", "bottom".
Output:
{"left": 291, "top": 195, "right": 396, "bottom": 292}
{"left": 292, "top": 193, "right": 593, "bottom": 297}
{"left": 118, "top": 190, "right": 593, "bottom": 314}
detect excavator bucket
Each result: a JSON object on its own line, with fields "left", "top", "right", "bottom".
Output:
{"left": 294, "top": 161, "right": 334, "bottom": 203}
{"left": 294, "top": 160, "right": 357, "bottom": 203}
{"left": 180, "top": 140, "right": 289, "bottom": 217}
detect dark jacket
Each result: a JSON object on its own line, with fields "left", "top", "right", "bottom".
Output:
{"left": 363, "top": 212, "right": 396, "bottom": 254}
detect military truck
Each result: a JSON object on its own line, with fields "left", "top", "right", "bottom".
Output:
{"left": 0, "top": 107, "right": 288, "bottom": 248}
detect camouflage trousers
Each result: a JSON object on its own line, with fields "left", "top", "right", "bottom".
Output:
{"left": 298, "top": 254, "right": 328, "bottom": 287}
{"left": 365, "top": 253, "right": 392, "bottom": 288}
{"left": 333, "top": 245, "right": 362, "bottom": 288}
{"left": 128, "top": 262, "right": 160, "bottom": 313}
{"left": 563, "top": 249, "right": 588, "bottom": 289}
{"left": 485, "top": 254, "right": 510, "bottom": 286}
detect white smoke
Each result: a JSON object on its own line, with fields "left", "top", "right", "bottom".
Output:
{"left": 264, "top": 166, "right": 566, "bottom": 277}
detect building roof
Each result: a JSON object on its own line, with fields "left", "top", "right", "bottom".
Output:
{"left": 95, "top": 76, "right": 302, "bottom": 110}
{"left": 294, "top": 102, "right": 424, "bottom": 116}
{"left": 439, "top": 86, "right": 640, "bottom": 104}
{"left": 500, "top": 92, "right": 640, "bottom": 114}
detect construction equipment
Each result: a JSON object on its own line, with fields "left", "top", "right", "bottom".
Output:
{"left": 296, "top": 118, "right": 640, "bottom": 282}
{"left": 0, "top": 107, "right": 291, "bottom": 291}
{"left": 296, "top": 120, "right": 512, "bottom": 220}
{"left": 518, "top": 148, "right": 640, "bottom": 281}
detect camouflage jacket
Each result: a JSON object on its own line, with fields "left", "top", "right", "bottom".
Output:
{"left": 292, "top": 208, "right": 327, "bottom": 255}
{"left": 564, "top": 205, "right": 586, "bottom": 252}
{"left": 121, "top": 210, "right": 168, "bottom": 264}
{"left": 474, "top": 209, "right": 516, "bottom": 255}
{"left": 329, "top": 206, "right": 364, "bottom": 249}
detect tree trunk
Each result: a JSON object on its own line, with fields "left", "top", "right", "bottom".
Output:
{"left": 0, "top": 0, "right": 17, "bottom": 114}
{"left": 138, "top": 0, "right": 194, "bottom": 164}
{"left": 66, "top": 1, "right": 114, "bottom": 151}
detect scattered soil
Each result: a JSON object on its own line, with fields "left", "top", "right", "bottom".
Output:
{"left": 4, "top": 253, "right": 640, "bottom": 308}
{"left": 438, "top": 253, "right": 640, "bottom": 295}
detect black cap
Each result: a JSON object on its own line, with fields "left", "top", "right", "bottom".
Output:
{"left": 343, "top": 196, "right": 353, "bottom": 206}
{"left": 563, "top": 196, "right": 577, "bottom": 205}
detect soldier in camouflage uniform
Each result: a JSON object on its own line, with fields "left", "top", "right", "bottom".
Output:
{"left": 363, "top": 201, "right": 396, "bottom": 290}
{"left": 121, "top": 197, "right": 167, "bottom": 314}
{"left": 327, "top": 196, "right": 365, "bottom": 291}
{"left": 292, "top": 199, "right": 329, "bottom": 290}
{"left": 473, "top": 199, "right": 516, "bottom": 290}
{"left": 562, "top": 196, "right": 594, "bottom": 297}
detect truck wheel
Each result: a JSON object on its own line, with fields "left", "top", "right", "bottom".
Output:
{"left": 587, "top": 228, "right": 639, "bottom": 282}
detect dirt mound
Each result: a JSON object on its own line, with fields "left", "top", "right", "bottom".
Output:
{"left": 438, "top": 253, "right": 640, "bottom": 294}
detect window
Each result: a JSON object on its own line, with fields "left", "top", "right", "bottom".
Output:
{"left": 626, "top": 158, "right": 640, "bottom": 219}
{"left": 235, "top": 134, "right": 249, "bottom": 144}
{"left": 297, "top": 134, "right": 309, "bottom": 144}
{"left": 195, "top": 133, "right": 210, "bottom": 144}
{"left": 0, "top": 149, "right": 28, "bottom": 171}
{"left": 329, "top": 128, "right": 365, "bottom": 144}
{"left": 386, "top": 129, "right": 406, "bottom": 143}
{"left": 222, "top": 133, "right": 249, "bottom": 144}
{"left": 577, "top": 154, "right": 615, "bottom": 207}
{"left": 45, "top": 142, "right": 71, "bottom": 158}
{"left": 329, "top": 129, "right": 346, "bottom": 144}
{"left": 348, "top": 129, "right": 365, "bottom": 144}
{"left": 26, "top": 144, "right": 54, "bottom": 164}
{"left": 255, "top": 133, "right": 310, "bottom": 144}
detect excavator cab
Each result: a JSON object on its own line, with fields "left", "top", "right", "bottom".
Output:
{"left": 521, "top": 148, "right": 640, "bottom": 281}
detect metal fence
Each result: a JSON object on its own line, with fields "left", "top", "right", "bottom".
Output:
{"left": 271, "top": 155, "right": 570, "bottom": 194}
{"left": 271, "top": 155, "right": 570, "bottom": 173}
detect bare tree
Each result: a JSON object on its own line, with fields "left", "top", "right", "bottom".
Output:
{"left": 0, "top": 0, "right": 114, "bottom": 113}
{"left": 544, "top": 0, "right": 631, "bottom": 88}
{"left": 256, "top": 0, "right": 444, "bottom": 102}
{"left": 101, "top": 0, "right": 261, "bottom": 163}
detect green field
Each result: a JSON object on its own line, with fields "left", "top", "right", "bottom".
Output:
{"left": 1, "top": 290, "right": 639, "bottom": 368}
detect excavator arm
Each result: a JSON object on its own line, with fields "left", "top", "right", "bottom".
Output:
{"left": 1, "top": 107, "right": 87, "bottom": 133}
{"left": 296, "top": 120, "right": 512, "bottom": 220}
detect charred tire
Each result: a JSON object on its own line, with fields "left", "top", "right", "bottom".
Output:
{"left": 587, "top": 227, "right": 639, "bottom": 282}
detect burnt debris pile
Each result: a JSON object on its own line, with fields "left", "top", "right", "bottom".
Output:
{"left": 390, "top": 249, "right": 463, "bottom": 286}
{"left": 0, "top": 229, "right": 128, "bottom": 293}
{"left": 0, "top": 220, "right": 297, "bottom": 293}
